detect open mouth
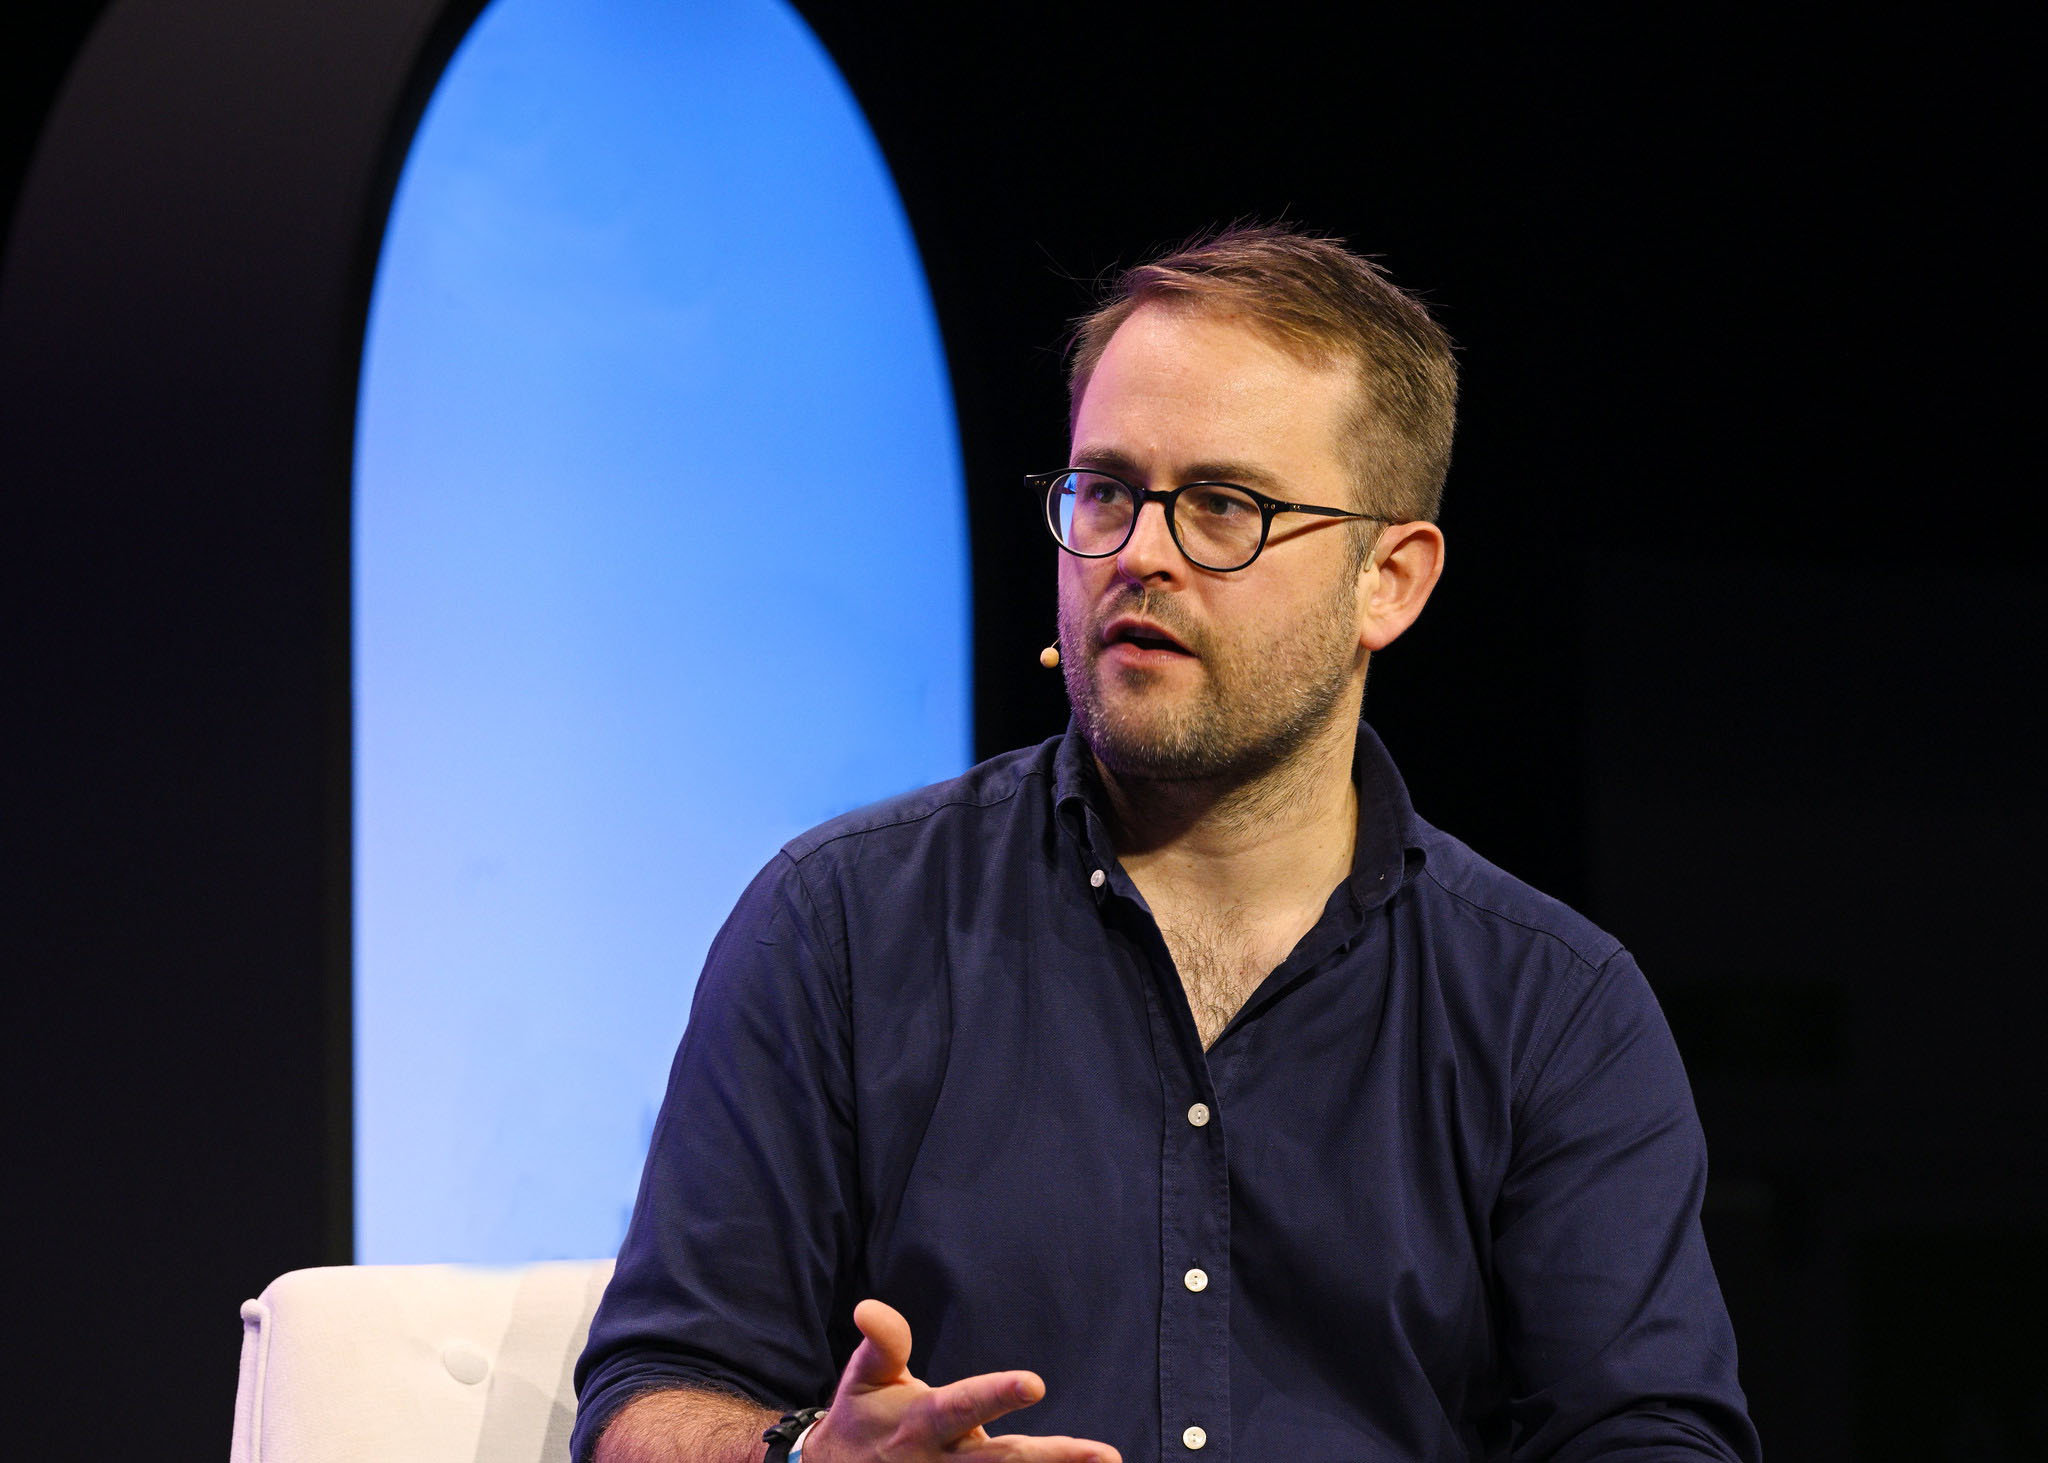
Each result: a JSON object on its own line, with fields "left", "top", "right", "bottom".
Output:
{"left": 1104, "top": 619, "right": 1193, "bottom": 656}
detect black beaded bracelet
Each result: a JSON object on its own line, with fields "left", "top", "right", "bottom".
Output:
{"left": 762, "top": 1406, "right": 827, "bottom": 1463}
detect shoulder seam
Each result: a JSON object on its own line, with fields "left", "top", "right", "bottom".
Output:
{"left": 1416, "top": 860, "right": 1618, "bottom": 972}
{"left": 784, "top": 766, "right": 1049, "bottom": 865}
{"left": 1512, "top": 947, "right": 1633, "bottom": 1110}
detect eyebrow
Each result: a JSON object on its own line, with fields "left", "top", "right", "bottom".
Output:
{"left": 1069, "top": 446, "right": 1291, "bottom": 495}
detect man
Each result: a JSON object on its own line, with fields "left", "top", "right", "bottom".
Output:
{"left": 574, "top": 226, "right": 1759, "bottom": 1462}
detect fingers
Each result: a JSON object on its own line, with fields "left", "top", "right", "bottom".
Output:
{"left": 829, "top": 1300, "right": 1119, "bottom": 1463}
{"left": 913, "top": 1374, "right": 1119, "bottom": 1462}
{"left": 839, "top": 1298, "right": 915, "bottom": 1392}
{"left": 911, "top": 1368, "right": 1045, "bottom": 1441}
{"left": 958, "top": 1435, "right": 1122, "bottom": 1463}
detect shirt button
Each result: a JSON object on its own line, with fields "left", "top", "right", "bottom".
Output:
{"left": 1089, "top": 868, "right": 1106, "bottom": 888}
{"left": 1182, "top": 1425, "right": 1207, "bottom": 1450}
{"left": 1186, "top": 1102, "right": 1211, "bottom": 1127}
{"left": 1183, "top": 1267, "right": 1208, "bottom": 1292}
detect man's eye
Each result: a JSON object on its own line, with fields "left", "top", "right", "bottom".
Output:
{"left": 1188, "top": 489, "right": 1250, "bottom": 518}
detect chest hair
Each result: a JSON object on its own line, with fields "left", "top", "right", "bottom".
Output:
{"left": 1156, "top": 906, "right": 1287, "bottom": 1049}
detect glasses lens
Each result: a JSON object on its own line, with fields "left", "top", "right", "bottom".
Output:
{"left": 1174, "top": 483, "right": 1264, "bottom": 569}
{"left": 1048, "top": 471, "right": 1133, "bottom": 554}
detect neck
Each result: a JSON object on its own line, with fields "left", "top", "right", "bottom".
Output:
{"left": 1098, "top": 711, "right": 1360, "bottom": 909}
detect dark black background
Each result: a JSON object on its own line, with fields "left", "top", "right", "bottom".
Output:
{"left": 4, "top": 2, "right": 2037, "bottom": 1458}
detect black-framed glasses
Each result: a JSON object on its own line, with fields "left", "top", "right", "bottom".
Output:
{"left": 1028, "top": 468, "right": 1388, "bottom": 573}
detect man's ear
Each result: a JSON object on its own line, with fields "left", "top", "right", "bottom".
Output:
{"left": 1356, "top": 520, "right": 1445, "bottom": 652}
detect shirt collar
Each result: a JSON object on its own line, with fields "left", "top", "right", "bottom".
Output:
{"left": 1052, "top": 718, "right": 1423, "bottom": 916}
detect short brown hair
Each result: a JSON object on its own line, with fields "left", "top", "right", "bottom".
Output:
{"left": 1067, "top": 224, "right": 1458, "bottom": 523}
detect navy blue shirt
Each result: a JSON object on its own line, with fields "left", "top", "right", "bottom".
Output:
{"left": 573, "top": 725, "right": 1758, "bottom": 1461}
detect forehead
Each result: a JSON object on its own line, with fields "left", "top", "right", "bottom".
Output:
{"left": 1071, "top": 301, "right": 1358, "bottom": 488}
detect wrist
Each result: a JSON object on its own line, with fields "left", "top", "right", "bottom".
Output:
{"left": 762, "top": 1406, "right": 827, "bottom": 1463}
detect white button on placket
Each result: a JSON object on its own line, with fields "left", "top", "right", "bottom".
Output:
{"left": 1183, "top": 1267, "right": 1208, "bottom": 1292}
{"left": 1182, "top": 1425, "right": 1207, "bottom": 1450}
{"left": 1089, "top": 868, "right": 1106, "bottom": 888}
{"left": 1186, "top": 1102, "right": 1211, "bottom": 1127}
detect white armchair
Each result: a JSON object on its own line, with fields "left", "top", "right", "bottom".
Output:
{"left": 230, "top": 1260, "right": 615, "bottom": 1463}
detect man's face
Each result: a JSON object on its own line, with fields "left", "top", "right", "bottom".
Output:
{"left": 1058, "top": 302, "right": 1372, "bottom": 783}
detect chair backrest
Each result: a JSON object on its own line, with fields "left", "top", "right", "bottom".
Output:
{"left": 230, "top": 1259, "right": 615, "bottom": 1463}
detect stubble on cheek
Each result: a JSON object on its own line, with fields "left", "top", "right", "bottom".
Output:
{"left": 1057, "top": 587, "right": 1232, "bottom": 779}
{"left": 1057, "top": 569, "right": 1362, "bottom": 784}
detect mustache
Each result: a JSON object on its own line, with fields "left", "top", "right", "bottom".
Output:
{"left": 1091, "top": 587, "right": 1199, "bottom": 648}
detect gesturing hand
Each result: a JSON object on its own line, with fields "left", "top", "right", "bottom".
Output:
{"left": 801, "top": 1299, "right": 1120, "bottom": 1463}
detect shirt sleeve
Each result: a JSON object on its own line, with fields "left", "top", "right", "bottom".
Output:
{"left": 571, "top": 851, "right": 860, "bottom": 1462}
{"left": 1493, "top": 950, "right": 1762, "bottom": 1462}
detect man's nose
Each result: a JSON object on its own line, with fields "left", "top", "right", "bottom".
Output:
{"left": 1115, "top": 497, "right": 1183, "bottom": 581}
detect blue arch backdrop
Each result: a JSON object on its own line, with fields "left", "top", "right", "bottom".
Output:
{"left": 354, "top": 0, "right": 969, "bottom": 1263}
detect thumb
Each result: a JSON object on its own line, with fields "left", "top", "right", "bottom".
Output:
{"left": 839, "top": 1298, "right": 914, "bottom": 1394}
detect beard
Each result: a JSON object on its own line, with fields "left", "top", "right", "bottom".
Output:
{"left": 1059, "top": 571, "right": 1362, "bottom": 785}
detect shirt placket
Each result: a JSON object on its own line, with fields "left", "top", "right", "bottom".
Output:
{"left": 1070, "top": 801, "right": 1251, "bottom": 1463}
{"left": 1155, "top": 1024, "right": 1231, "bottom": 1463}
{"left": 1097, "top": 873, "right": 1230, "bottom": 1463}
{"left": 1051, "top": 735, "right": 1417, "bottom": 1462}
